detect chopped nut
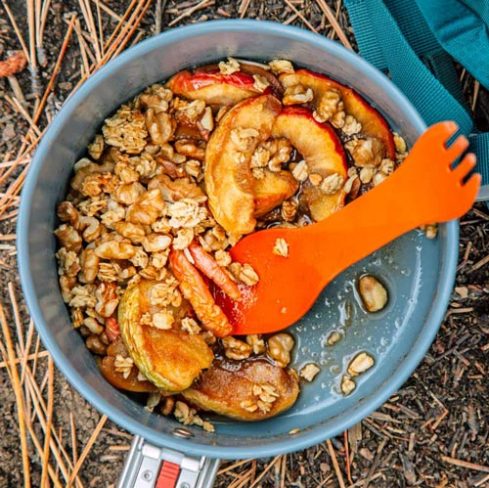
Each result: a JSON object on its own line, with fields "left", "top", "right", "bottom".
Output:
{"left": 422, "top": 224, "right": 438, "bottom": 239}
{"left": 393, "top": 132, "right": 407, "bottom": 154}
{"left": 114, "top": 222, "right": 146, "bottom": 244}
{"left": 341, "top": 375, "right": 356, "bottom": 395}
{"left": 359, "top": 166, "right": 376, "bottom": 184}
{"left": 320, "top": 173, "right": 344, "bottom": 194}
{"left": 178, "top": 99, "right": 206, "bottom": 122}
{"left": 173, "top": 228, "right": 194, "bottom": 250}
{"left": 145, "top": 109, "right": 175, "bottom": 145}
{"left": 114, "top": 160, "right": 140, "bottom": 184}
{"left": 283, "top": 85, "right": 313, "bottom": 105}
{"left": 172, "top": 139, "right": 203, "bottom": 161}
{"left": 222, "top": 336, "right": 252, "bottom": 360}
{"left": 372, "top": 172, "right": 387, "bottom": 186}
{"left": 379, "top": 158, "right": 394, "bottom": 175}
{"left": 342, "top": 115, "right": 362, "bottom": 136}
{"left": 95, "top": 241, "right": 135, "bottom": 260}
{"left": 358, "top": 275, "right": 388, "bottom": 312}
{"left": 80, "top": 248, "right": 99, "bottom": 283}
{"left": 343, "top": 174, "right": 359, "bottom": 194}
{"left": 95, "top": 282, "right": 119, "bottom": 318}
{"left": 292, "top": 160, "right": 308, "bottom": 182}
{"left": 348, "top": 352, "right": 374, "bottom": 377}
{"left": 326, "top": 331, "right": 342, "bottom": 346}
{"left": 152, "top": 311, "right": 174, "bottom": 330}
{"left": 181, "top": 317, "right": 201, "bottom": 335}
{"left": 219, "top": 57, "right": 240, "bottom": 75}
{"left": 54, "top": 224, "right": 82, "bottom": 252}
{"left": 268, "top": 59, "right": 294, "bottom": 74}
{"left": 300, "top": 363, "right": 320, "bottom": 382}
{"left": 126, "top": 189, "right": 166, "bottom": 225}
{"left": 199, "top": 106, "right": 214, "bottom": 132}
{"left": 246, "top": 334, "right": 266, "bottom": 354}
{"left": 345, "top": 137, "right": 383, "bottom": 167}
{"left": 85, "top": 335, "right": 107, "bottom": 355}
{"left": 273, "top": 238, "right": 289, "bottom": 257}
{"left": 83, "top": 316, "right": 104, "bottom": 335}
{"left": 214, "top": 250, "right": 231, "bottom": 267}
{"left": 142, "top": 234, "right": 172, "bottom": 253}
{"left": 316, "top": 89, "right": 342, "bottom": 122}
{"left": 88, "top": 134, "right": 105, "bottom": 160}
{"left": 161, "top": 396, "right": 175, "bottom": 416}
{"left": 185, "top": 159, "right": 201, "bottom": 179}
{"left": 253, "top": 74, "right": 270, "bottom": 92}
{"left": 268, "top": 333, "right": 294, "bottom": 367}
{"left": 114, "top": 354, "right": 134, "bottom": 379}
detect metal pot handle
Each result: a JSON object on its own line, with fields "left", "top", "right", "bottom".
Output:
{"left": 117, "top": 436, "right": 220, "bottom": 488}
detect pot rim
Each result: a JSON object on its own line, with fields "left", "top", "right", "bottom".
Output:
{"left": 17, "top": 19, "right": 458, "bottom": 459}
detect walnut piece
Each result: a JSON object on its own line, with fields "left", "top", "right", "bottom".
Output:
{"left": 347, "top": 352, "right": 374, "bottom": 377}
{"left": 222, "top": 336, "right": 252, "bottom": 360}
{"left": 358, "top": 275, "right": 388, "bottom": 312}
{"left": 300, "top": 363, "right": 320, "bottom": 382}
{"left": 268, "top": 333, "right": 294, "bottom": 367}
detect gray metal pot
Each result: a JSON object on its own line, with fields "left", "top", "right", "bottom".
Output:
{"left": 18, "top": 20, "right": 458, "bottom": 487}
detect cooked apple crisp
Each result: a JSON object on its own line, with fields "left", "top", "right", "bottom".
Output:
{"left": 55, "top": 58, "right": 410, "bottom": 430}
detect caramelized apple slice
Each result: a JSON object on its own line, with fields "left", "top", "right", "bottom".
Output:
{"left": 253, "top": 170, "right": 299, "bottom": 217}
{"left": 167, "top": 70, "right": 261, "bottom": 106}
{"left": 280, "top": 69, "right": 396, "bottom": 159}
{"left": 170, "top": 249, "right": 233, "bottom": 337}
{"left": 182, "top": 359, "right": 299, "bottom": 421}
{"left": 98, "top": 356, "right": 158, "bottom": 393}
{"left": 272, "top": 107, "right": 347, "bottom": 221}
{"left": 205, "top": 94, "right": 282, "bottom": 236}
{"left": 118, "top": 280, "right": 213, "bottom": 392}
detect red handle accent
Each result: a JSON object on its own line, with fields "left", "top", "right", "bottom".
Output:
{"left": 156, "top": 461, "right": 180, "bottom": 488}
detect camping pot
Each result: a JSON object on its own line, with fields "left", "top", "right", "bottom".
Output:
{"left": 18, "top": 20, "right": 458, "bottom": 487}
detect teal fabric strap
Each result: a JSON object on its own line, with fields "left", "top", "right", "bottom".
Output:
{"left": 344, "top": 0, "right": 489, "bottom": 190}
{"left": 416, "top": 0, "right": 489, "bottom": 90}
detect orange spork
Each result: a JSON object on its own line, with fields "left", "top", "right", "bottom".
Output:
{"left": 215, "top": 122, "right": 480, "bottom": 335}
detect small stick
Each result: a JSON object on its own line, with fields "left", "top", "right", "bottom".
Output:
{"left": 218, "top": 459, "right": 252, "bottom": 475}
{"left": 27, "top": 0, "right": 39, "bottom": 94}
{"left": 168, "top": 0, "right": 213, "bottom": 27}
{"left": 0, "top": 1, "right": 30, "bottom": 61}
{"left": 326, "top": 439, "right": 346, "bottom": 488}
{"left": 68, "top": 415, "right": 108, "bottom": 485}
{"left": 39, "top": 0, "right": 52, "bottom": 50}
{"left": 249, "top": 456, "right": 281, "bottom": 488}
{"left": 90, "top": 0, "right": 122, "bottom": 21}
{"left": 40, "top": 357, "right": 54, "bottom": 488}
{"left": 32, "top": 14, "right": 77, "bottom": 126}
{"left": 0, "top": 304, "right": 31, "bottom": 488}
{"left": 70, "top": 412, "right": 79, "bottom": 465}
{"left": 441, "top": 456, "right": 489, "bottom": 473}
{"left": 283, "top": 0, "right": 318, "bottom": 33}
{"left": 239, "top": 0, "right": 252, "bottom": 18}
{"left": 20, "top": 320, "right": 37, "bottom": 384}
{"left": 78, "top": 0, "right": 102, "bottom": 62}
{"left": 344, "top": 430, "right": 352, "bottom": 484}
{"left": 314, "top": 0, "right": 353, "bottom": 49}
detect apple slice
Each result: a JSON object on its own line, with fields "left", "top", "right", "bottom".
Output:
{"left": 205, "top": 94, "right": 282, "bottom": 236}
{"left": 280, "top": 69, "right": 396, "bottom": 159}
{"left": 253, "top": 170, "right": 299, "bottom": 217}
{"left": 167, "top": 70, "right": 262, "bottom": 106}
{"left": 272, "top": 106, "right": 347, "bottom": 221}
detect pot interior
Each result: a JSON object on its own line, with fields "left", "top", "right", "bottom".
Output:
{"left": 18, "top": 21, "right": 457, "bottom": 459}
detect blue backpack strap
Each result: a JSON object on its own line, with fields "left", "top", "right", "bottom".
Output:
{"left": 344, "top": 0, "right": 489, "bottom": 192}
{"left": 416, "top": 0, "right": 489, "bottom": 91}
